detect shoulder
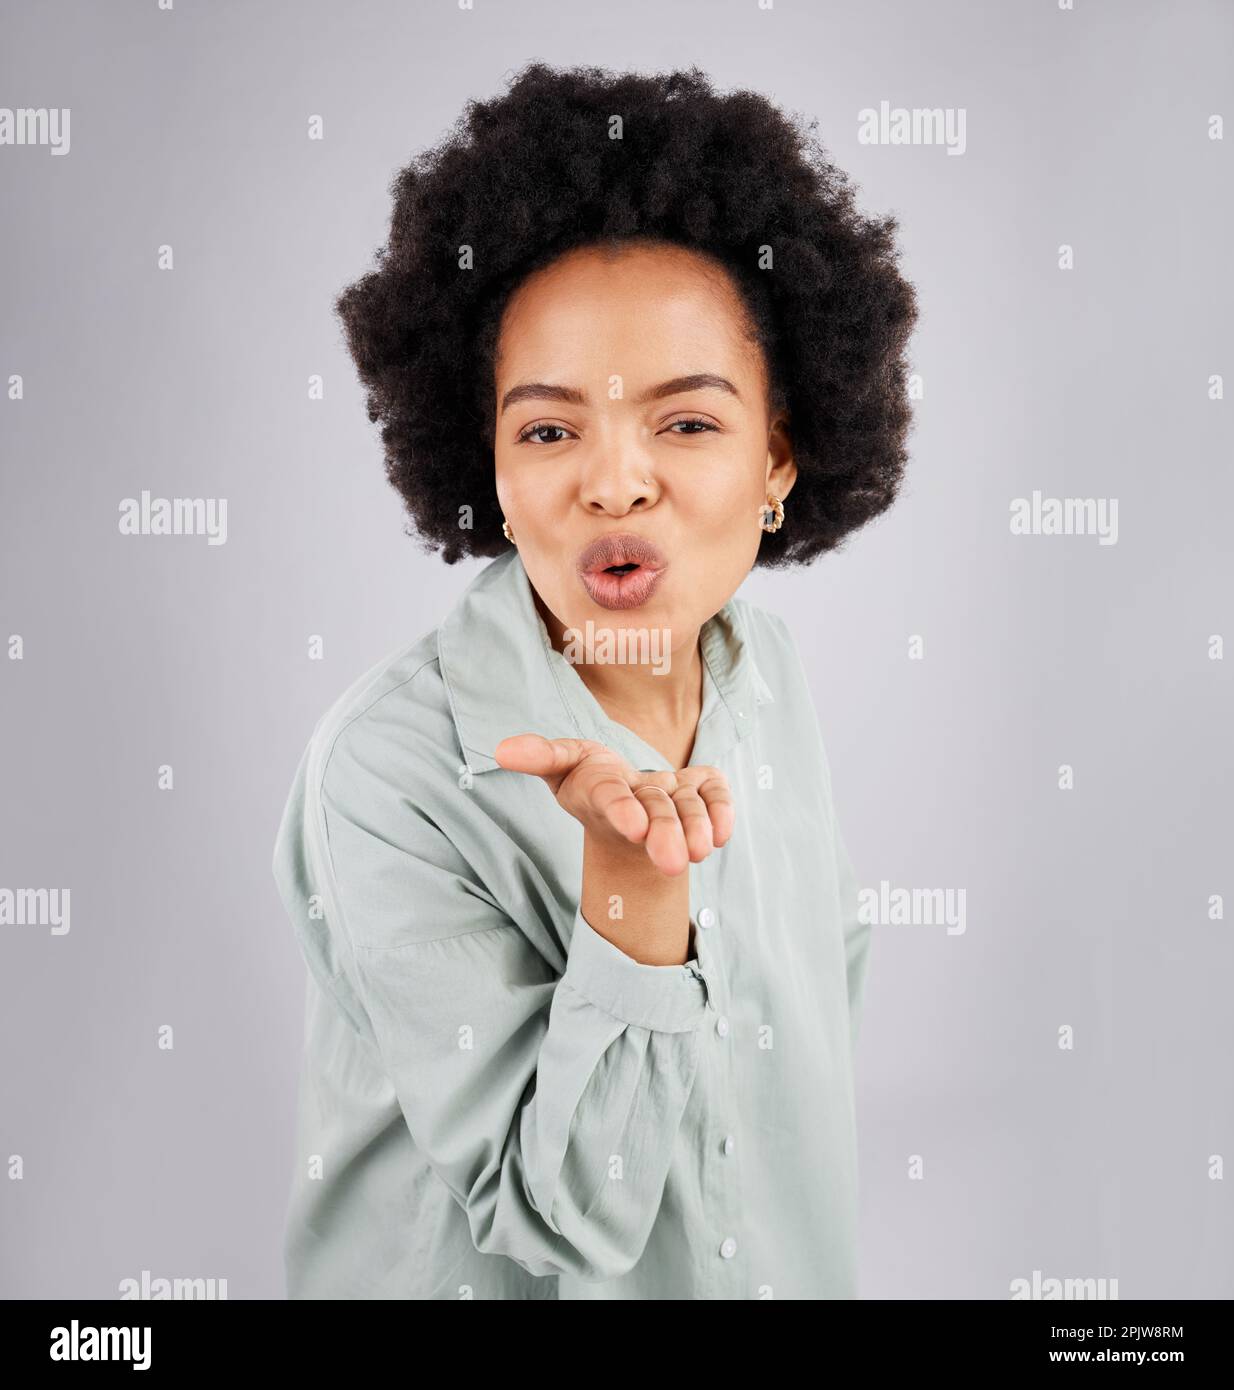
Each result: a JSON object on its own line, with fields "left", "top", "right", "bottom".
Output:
{"left": 726, "top": 594, "right": 826, "bottom": 756}
{"left": 730, "top": 595, "right": 791, "bottom": 643}
{"left": 295, "top": 627, "right": 464, "bottom": 817}
{"left": 728, "top": 595, "right": 806, "bottom": 680}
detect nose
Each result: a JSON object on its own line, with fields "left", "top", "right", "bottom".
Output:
{"left": 579, "top": 438, "right": 660, "bottom": 517}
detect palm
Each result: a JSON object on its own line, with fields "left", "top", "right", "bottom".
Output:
{"left": 494, "top": 733, "right": 734, "bottom": 873}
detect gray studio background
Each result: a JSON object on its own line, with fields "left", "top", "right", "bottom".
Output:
{"left": 2, "top": 0, "right": 1231, "bottom": 1300}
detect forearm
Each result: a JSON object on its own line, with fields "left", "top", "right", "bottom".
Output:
{"left": 580, "top": 829, "right": 692, "bottom": 966}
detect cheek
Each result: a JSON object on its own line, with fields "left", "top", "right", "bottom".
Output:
{"left": 493, "top": 451, "right": 534, "bottom": 514}
{"left": 684, "top": 444, "right": 765, "bottom": 523}
{"left": 492, "top": 456, "right": 515, "bottom": 511}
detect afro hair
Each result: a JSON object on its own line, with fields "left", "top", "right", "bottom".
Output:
{"left": 336, "top": 61, "right": 919, "bottom": 567}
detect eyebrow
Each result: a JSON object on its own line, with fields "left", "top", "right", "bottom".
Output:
{"left": 499, "top": 373, "right": 739, "bottom": 414}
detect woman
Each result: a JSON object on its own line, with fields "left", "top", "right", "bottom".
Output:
{"left": 273, "top": 62, "right": 917, "bottom": 1300}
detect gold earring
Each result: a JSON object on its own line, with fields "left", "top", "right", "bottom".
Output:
{"left": 501, "top": 518, "right": 515, "bottom": 544}
{"left": 759, "top": 495, "right": 785, "bottom": 533}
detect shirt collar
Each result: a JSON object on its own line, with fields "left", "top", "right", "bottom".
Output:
{"left": 437, "top": 549, "right": 775, "bottom": 775}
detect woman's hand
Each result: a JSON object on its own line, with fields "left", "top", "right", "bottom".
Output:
{"left": 494, "top": 734, "right": 735, "bottom": 878}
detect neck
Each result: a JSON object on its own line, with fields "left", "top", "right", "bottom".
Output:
{"left": 534, "top": 591, "right": 704, "bottom": 731}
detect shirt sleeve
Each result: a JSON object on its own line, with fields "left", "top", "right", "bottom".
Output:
{"left": 294, "top": 733, "right": 711, "bottom": 1285}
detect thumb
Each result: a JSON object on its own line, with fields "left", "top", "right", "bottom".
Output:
{"left": 494, "top": 734, "right": 606, "bottom": 785}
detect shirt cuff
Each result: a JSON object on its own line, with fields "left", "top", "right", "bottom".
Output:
{"left": 561, "top": 905, "right": 711, "bottom": 1033}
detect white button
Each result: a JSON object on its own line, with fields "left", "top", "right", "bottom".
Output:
{"left": 715, "top": 1014, "right": 730, "bottom": 1038}
{"left": 722, "top": 1134, "right": 735, "bottom": 1156}
{"left": 719, "top": 1237, "right": 737, "bottom": 1259}
{"left": 698, "top": 907, "right": 716, "bottom": 930}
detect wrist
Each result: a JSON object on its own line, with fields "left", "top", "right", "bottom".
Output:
{"left": 581, "top": 828, "right": 691, "bottom": 966}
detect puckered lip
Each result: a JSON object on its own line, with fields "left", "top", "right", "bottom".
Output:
{"left": 575, "top": 531, "right": 669, "bottom": 576}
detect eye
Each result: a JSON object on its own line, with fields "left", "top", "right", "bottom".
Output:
{"left": 663, "top": 416, "right": 719, "bottom": 435}
{"left": 516, "top": 421, "right": 574, "bottom": 445}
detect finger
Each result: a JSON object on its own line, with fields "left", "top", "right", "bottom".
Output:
{"left": 579, "top": 765, "right": 651, "bottom": 842}
{"left": 494, "top": 734, "right": 607, "bottom": 790}
{"left": 691, "top": 771, "right": 736, "bottom": 847}
{"left": 636, "top": 770, "right": 680, "bottom": 794}
{"left": 670, "top": 783, "right": 715, "bottom": 862}
{"left": 626, "top": 769, "right": 680, "bottom": 845}
{"left": 635, "top": 785, "right": 688, "bottom": 877}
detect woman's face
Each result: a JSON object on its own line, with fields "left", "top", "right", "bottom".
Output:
{"left": 492, "top": 240, "right": 795, "bottom": 651}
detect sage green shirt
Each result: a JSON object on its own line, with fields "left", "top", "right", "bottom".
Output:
{"left": 272, "top": 548, "right": 871, "bottom": 1299}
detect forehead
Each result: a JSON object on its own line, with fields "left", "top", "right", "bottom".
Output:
{"left": 495, "top": 241, "right": 761, "bottom": 383}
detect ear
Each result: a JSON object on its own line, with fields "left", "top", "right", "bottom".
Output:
{"left": 765, "top": 413, "right": 796, "bottom": 502}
